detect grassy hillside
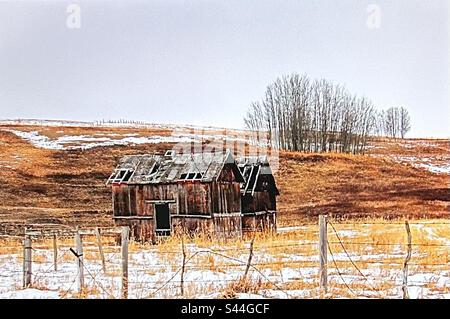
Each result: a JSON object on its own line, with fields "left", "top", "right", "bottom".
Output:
{"left": 0, "top": 123, "right": 448, "bottom": 231}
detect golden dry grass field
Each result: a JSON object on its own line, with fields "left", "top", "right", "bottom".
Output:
{"left": 0, "top": 122, "right": 448, "bottom": 231}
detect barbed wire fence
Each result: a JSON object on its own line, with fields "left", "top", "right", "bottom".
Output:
{"left": 0, "top": 217, "right": 449, "bottom": 299}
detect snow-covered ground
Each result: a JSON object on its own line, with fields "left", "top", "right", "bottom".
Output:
{"left": 0, "top": 224, "right": 448, "bottom": 299}
{"left": 1, "top": 119, "right": 274, "bottom": 152}
{"left": 416, "top": 162, "right": 450, "bottom": 174}
{"left": 7, "top": 130, "right": 197, "bottom": 150}
{"left": 368, "top": 139, "right": 450, "bottom": 175}
{"left": 0, "top": 119, "right": 246, "bottom": 132}
{"left": 373, "top": 154, "right": 450, "bottom": 175}
{"left": 5, "top": 129, "right": 260, "bottom": 151}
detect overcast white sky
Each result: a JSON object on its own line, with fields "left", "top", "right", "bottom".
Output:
{"left": 0, "top": 0, "right": 448, "bottom": 137}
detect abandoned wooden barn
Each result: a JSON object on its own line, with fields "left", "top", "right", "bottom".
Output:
{"left": 107, "top": 150, "right": 278, "bottom": 242}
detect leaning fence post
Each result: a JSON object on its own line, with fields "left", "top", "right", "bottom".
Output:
{"left": 95, "top": 227, "right": 106, "bottom": 273}
{"left": 402, "top": 220, "right": 412, "bottom": 299}
{"left": 121, "top": 226, "right": 129, "bottom": 299}
{"left": 180, "top": 234, "right": 187, "bottom": 297}
{"left": 244, "top": 237, "right": 255, "bottom": 279}
{"left": 75, "top": 228, "right": 84, "bottom": 294}
{"left": 53, "top": 232, "right": 58, "bottom": 271}
{"left": 23, "top": 228, "right": 32, "bottom": 288}
{"left": 319, "top": 214, "right": 328, "bottom": 295}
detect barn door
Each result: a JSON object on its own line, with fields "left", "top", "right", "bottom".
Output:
{"left": 155, "top": 203, "right": 171, "bottom": 236}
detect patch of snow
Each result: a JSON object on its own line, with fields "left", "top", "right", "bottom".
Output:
{"left": 0, "top": 119, "right": 94, "bottom": 127}
{"left": 417, "top": 163, "right": 450, "bottom": 174}
{"left": 7, "top": 130, "right": 196, "bottom": 150}
{"left": 370, "top": 153, "right": 450, "bottom": 175}
{"left": 197, "top": 292, "right": 223, "bottom": 299}
{"left": 277, "top": 226, "right": 311, "bottom": 233}
{"left": 234, "top": 293, "right": 267, "bottom": 299}
{"left": 0, "top": 288, "right": 60, "bottom": 299}
{"left": 418, "top": 225, "right": 450, "bottom": 246}
{"left": 9, "top": 130, "right": 64, "bottom": 150}
{"left": 336, "top": 230, "right": 358, "bottom": 238}
{"left": 365, "top": 145, "right": 385, "bottom": 150}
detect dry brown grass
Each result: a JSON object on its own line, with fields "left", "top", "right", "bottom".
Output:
{"left": 277, "top": 142, "right": 449, "bottom": 223}
{"left": 221, "top": 276, "right": 265, "bottom": 298}
{"left": 0, "top": 124, "right": 448, "bottom": 233}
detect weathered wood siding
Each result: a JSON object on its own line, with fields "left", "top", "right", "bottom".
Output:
{"left": 112, "top": 165, "right": 243, "bottom": 241}
{"left": 114, "top": 218, "right": 155, "bottom": 243}
{"left": 115, "top": 215, "right": 242, "bottom": 243}
{"left": 172, "top": 216, "right": 214, "bottom": 236}
{"left": 241, "top": 191, "right": 276, "bottom": 214}
{"left": 113, "top": 180, "right": 241, "bottom": 217}
{"left": 242, "top": 212, "right": 277, "bottom": 234}
{"left": 213, "top": 215, "right": 242, "bottom": 238}
{"left": 112, "top": 184, "right": 133, "bottom": 216}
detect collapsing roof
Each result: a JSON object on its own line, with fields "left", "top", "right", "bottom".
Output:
{"left": 236, "top": 156, "right": 280, "bottom": 196}
{"left": 107, "top": 150, "right": 245, "bottom": 185}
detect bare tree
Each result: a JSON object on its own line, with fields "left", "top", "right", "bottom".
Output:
{"left": 244, "top": 73, "right": 380, "bottom": 154}
{"left": 244, "top": 74, "right": 413, "bottom": 152}
{"left": 399, "top": 107, "right": 411, "bottom": 138}
{"left": 384, "top": 107, "right": 399, "bottom": 138}
{"left": 382, "top": 106, "right": 411, "bottom": 138}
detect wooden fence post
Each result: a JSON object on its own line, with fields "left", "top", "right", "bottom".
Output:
{"left": 319, "top": 214, "right": 328, "bottom": 295}
{"left": 121, "top": 226, "right": 129, "bottom": 299}
{"left": 23, "top": 228, "right": 32, "bottom": 288}
{"left": 53, "top": 233, "right": 58, "bottom": 271}
{"left": 402, "top": 220, "right": 412, "bottom": 299}
{"left": 244, "top": 238, "right": 255, "bottom": 279}
{"left": 95, "top": 227, "right": 106, "bottom": 273}
{"left": 180, "top": 234, "right": 186, "bottom": 297}
{"left": 75, "top": 229, "right": 84, "bottom": 294}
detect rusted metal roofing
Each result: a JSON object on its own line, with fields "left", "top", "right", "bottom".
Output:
{"left": 107, "top": 150, "right": 245, "bottom": 184}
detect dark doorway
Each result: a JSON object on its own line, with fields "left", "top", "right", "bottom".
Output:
{"left": 155, "top": 203, "right": 170, "bottom": 236}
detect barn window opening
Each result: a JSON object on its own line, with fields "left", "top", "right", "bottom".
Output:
{"left": 148, "top": 162, "right": 160, "bottom": 176}
{"left": 187, "top": 172, "right": 196, "bottom": 179}
{"left": 164, "top": 150, "right": 175, "bottom": 157}
{"left": 109, "top": 169, "right": 133, "bottom": 184}
{"left": 179, "top": 171, "right": 204, "bottom": 181}
{"left": 195, "top": 172, "right": 203, "bottom": 179}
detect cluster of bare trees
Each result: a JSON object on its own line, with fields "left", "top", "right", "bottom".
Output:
{"left": 373, "top": 107, "right": 411, "bottom": 139}
{"left": 244, "top": 74, "right": 411, "bottom": 154}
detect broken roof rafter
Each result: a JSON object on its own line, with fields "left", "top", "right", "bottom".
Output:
{"left": 108, "top": 150, "right": 245, "bottom": 184}
{"left": 106, "top": 168, "right": 134, "bottom": 185}
{"left": 251, "top": 165, "right": 261, "bottom": 196}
